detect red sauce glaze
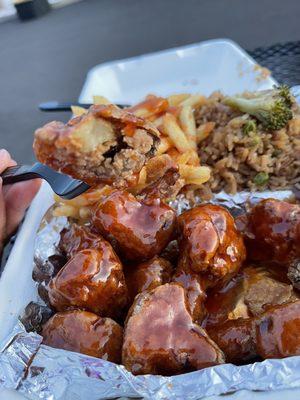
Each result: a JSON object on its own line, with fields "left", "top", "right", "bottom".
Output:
{"left": 205, "top": 264, "right": 296, "bottom": 328}
{"left": 122, "top": 283, "right": 224, "bottom": 375}
{"left": 178, "top": 204, "right": 246, "bottom": 281}
{"left": 48, "top": 246, "right": 128, "bottom": 319}
{"left": 125, "top": 256, "right": 173, "bottom": 304}
{"left": 256, "top": 300, "right": 300, "bottom": 358}
{"left": 205, "top": 273, "right": 246, "bottom": 328}
{"left": 172, "top": 254, "right": 208, "bottom": 324}
{"left": 59, "top": 223, "right": 105, "bottom": 259}
{"left": 127, "top": 95, "right": 169, "bottom": 116}
{"left": 92, "top": 190, "right": 177, "bottom": 261}
{"left": 207, "top": 317, "right": 257, "bottom": 364}
{"left": 42, "top": 310, "right": 123, "bottom": 363}
{"left": 206, "top": 295, "right": 300, "bottom": 364}
{"left": 243, "top": 199, "right": 300, "bottom": 264}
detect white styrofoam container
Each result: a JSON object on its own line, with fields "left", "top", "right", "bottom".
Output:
{"left": 79, "top": 38, "right": 276, "bottom": 104}
{"left": 1, "top": 38, "right": 299, "bottom": 400}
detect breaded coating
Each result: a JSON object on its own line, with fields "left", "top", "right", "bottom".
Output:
{"left": 33, "top": 104, "right": 160, "bottom": 187}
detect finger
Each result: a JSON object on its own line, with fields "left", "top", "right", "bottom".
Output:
{"left": 0, "top": 149, "right": 16, "bottom": 173}
{"left": 0, "top": 179, "right": 6, "bottom": 251}
{"left": 0, "top": 149, "right": 17, "bottom": 197}
{"left": 5, "top": 179, "right": 41, "bottom": 237}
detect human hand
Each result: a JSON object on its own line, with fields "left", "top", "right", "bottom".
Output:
{"left": 0, "top": 149, "right": 41, "bottom": 251}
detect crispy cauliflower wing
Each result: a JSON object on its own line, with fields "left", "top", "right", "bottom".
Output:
{"left": 33, "top": 104, "right": 160, "bottom": 187}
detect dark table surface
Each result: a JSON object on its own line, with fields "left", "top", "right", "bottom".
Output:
{"left": 1, "top": 0, "right": 300, "bottom": 164}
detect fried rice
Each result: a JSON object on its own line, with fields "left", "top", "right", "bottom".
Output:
{"left": 195, "top": 92, "right": 300, "bottom": 197}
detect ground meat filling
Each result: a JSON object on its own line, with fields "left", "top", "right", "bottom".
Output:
{"left": 98, "top": 127, "right": 156, "bottom": 187}
{"left": 123, "top": 129, "right": 154, "bottom": 154}
{"left": 33, "top": 104, "right": 160, "bottom": 188}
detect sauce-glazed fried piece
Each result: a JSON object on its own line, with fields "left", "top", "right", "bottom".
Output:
{"left": 205, "top": 273, "right": 248, "bottom": 328}
{"left": 172, "top": 255, "right": 208, "bottom": 323}
{"left": 137, "top": 155, "right": 184, "bottom": 200}
{"left": 48, "top": 246, "right": 128, "bottom": 319}
{"left": 33, "top": 104, "right": 160, "bottom": 188}
{"left": 243, "top": 199, "right": 300, "bottom": 265}
{"left": 92, "top": 190, "right": 176, "bottom": 261}
{"left": 207, "top": 318, "right": 257, "bottom": 364}
{"left": 125, "top": 256, "right": 173, "bottom": 304}
{"left": 243, "top": 266, "right": 297, "bottom": 316}
{"left": 59, "top": 223, "right": 104, "bottom": 259}
{"left": 207, "top": 299, "right": 300, "bottom": 364}
{"left": 122, "top": 283, "right": 224, "bottom": 375}
{"left": 205, "top": 266, "right": 297, "bottom": 328}
{"left": 256, "top": 300, "right": 300, "bottom": 359}
{"left": 178, "top": 205, "right": 246, "bottom": 283}
{"left": 42, "top": 310, "right": 123, "bottom": 363}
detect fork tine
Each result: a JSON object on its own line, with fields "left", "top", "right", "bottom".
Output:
{"left": 31, "top": 163, "right": 90, "bottom": 199}
{"left": 59, "top": 181, "right": 90, "bottom": 200}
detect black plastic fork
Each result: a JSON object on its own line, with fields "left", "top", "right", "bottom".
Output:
{"left": 1, "top": 163, "right": 90, "bottom": 199}
{"left": 39, "top": 101, "right": 130, "bottom": 112}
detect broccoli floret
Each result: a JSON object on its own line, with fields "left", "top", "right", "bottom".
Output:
{"left": 242, "top": 119, "right": 257, "bottom": 135}
{"left": 224, "top": 86, "right": 293, "bottom": 131}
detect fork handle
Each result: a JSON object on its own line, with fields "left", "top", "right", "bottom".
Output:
{"left": 1, "top": 165, "right": 40, "bottom": 185}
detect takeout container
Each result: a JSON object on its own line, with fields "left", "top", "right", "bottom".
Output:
{"left": 1, "top": 40, "right": 300, "bottom": 399}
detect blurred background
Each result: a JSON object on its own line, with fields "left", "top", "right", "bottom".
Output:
{"left": 1, "top": 0, "right": 300, "bottom": 163}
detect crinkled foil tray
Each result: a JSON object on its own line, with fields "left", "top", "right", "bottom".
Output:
{"left": 1, "top": 186, "right": 300, "bottom": 400}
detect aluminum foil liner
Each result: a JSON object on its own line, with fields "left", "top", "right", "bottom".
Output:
{"left": 1, "top": 189, "right": 300, "bottom": 400}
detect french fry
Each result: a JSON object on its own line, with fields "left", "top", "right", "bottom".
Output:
{"left": 71, "top": 105, "right": 88, "bottom": 117}
{"left": 53, "top": 186, "right": 108, "bottom": 207}
{"left": 168, "top": 94, "right": 190, "bottom": 107}
{"left": 166, "top": 147, "right": 181, "bottom": 161}
{"left": 128, "top": 95, "right": 169, "bottom": 118}
{"left": 53, "top": 204, "right": 78, "bottom": 218}
{"left": 181, "top": 94, "right": 206, "bottom": 109}
{"left": 179, "top": 165, "right": 211, "bottom": 185}
{"left": 179, "top": 105, "right": 197, "bottom": 148}
{"left": 189, "top": 150, "right": 201, "bottom": 166}
{"left": 152, "top": 115, "right": 164, "bottom": 128}
{"left": 177, "top": 150, "right": 199, "bottom": 166}
{"left": 53, "top": 186, "right": 112, "bottom": 222}
{"left": 157, "top": 136, "right": 172, "bottom": 155}
{"left": 93, "top": 95, "right": 111, "bottom": 105}
{"left": 79, "top": 206, "right": 92, "bottom": 221}
{"left": 130, "top": 108, "right": 149, "bottom": 118}
{"left": 196, "top": 122, "right": 215, "bottom": 143}
{"left": 138, "top": 166, "right": 147, "bottom": 186}
{"left": 177, "top": 151, "right": 192, "bottom": 166}
{"left": 162, "top": 113, "right": 192, "bottom": 153}
{"left": 152, "top": 116, "right": 163, "bottom": 130}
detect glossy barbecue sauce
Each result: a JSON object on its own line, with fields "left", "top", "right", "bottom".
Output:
{"left": 127, "top": 95, "right": 169, "bottom": 116}
{"left": 92, "top": 189, "right": 176, "bottom": 261}
{"left": 243, "top": 199, "right": 300, "bottom": 264}
{"left": 124, "top": 256, "right": 173, "bottom": 303}
{"left": 122, "top": 283, "right": 224, "bottom": 375}
{"left": 42, "top": 310, "right": 123, "bottom": 363}
{"left": 60, "top": 223, "right": 105, "bottom": 259}
{"left": 48, "top": 244, "right": 128, "bottom": 319}
{"left": 178, "top": 204, "right": 246, "bottom": 280}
